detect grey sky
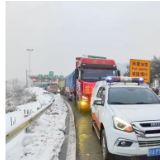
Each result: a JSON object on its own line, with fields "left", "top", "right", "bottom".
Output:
{"left": 6, "top": 1, "right": 160, "bottom": 82}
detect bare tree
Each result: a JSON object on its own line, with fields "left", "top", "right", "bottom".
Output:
{"left": 123, "top": 64, "right": 130, "bottom": 76}
{"left": 150, "top": 56, "right": 160, "bottom": 83}
{"left": 9, "top": 78, "right": 21, "bottom": 93}
{"left": 6, "top": 81, "right": 8, "bottom": 93}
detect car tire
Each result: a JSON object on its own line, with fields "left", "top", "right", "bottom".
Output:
{"left": 91, "top": 115, "right": 94, "bottom": 131}
{"left": 101, "top": 130, "right": 109, "bottom": 160}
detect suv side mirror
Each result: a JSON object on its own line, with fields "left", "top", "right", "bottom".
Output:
{"left": 117, "top": 70, "right": 121, "bottom": 77}
{"left": 93, "top": 100, "right": 104, "bottom": 106}
{"left": 75, "top": 69, "right": 78, "bottom": 79}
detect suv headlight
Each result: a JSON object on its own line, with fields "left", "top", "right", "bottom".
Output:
{"left": 82, "top": 96, "right": 88, "bottom": 101}
{"left": 113, "top": 116, "right": 133, "bottom": 132}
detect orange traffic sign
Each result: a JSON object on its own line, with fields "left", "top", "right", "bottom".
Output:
{"left": 130, "top": 59, "right": 150, "bottom": 83}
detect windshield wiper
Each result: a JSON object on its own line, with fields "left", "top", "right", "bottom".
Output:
{"left": 135, "top": 102, "right": 160, "bottom": 104}
{"left": 135, "top": 102, "right": 151, "bottom": 104}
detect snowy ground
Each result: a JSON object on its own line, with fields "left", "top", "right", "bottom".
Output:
{"left": 6, "top": 88, "right": 68, "bottom": 160}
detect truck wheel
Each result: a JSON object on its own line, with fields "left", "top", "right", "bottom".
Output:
{"left": 78, "top": 101, "right": 82, "bottom": 113}
{"left": 73, "top": 97, "right": 77, "bottom": 107}
{"left": 67, "top": 93, "right": 70, "bottom": 101}
{"left": 101, "top": 130, "right": 109, "bottom": 160}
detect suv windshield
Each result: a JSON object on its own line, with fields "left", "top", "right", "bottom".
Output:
{"left": 82, "top": 69, "right": 117, "bottom": 80}
{"left": 108, "top": 87, "right": 160, "bottom": 105}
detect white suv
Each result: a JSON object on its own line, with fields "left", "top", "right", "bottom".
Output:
{"left": 91, "top": 76, "right": 160, "bottom": 160}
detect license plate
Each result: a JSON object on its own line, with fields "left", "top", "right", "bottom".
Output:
{"left": 148, "top": 147, "right": 160, "bottom": 157}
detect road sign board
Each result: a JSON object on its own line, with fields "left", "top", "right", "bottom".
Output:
{"left": 88, "top": 55, "right": 106, "bottom": 59}
{"left": 49, "top": 71, "right": 54, "bottom": 77}
{"left": 60, "top": 75, "right": 64, "bottom": 79}
{"left": 44, "top": 75, "right": 49, "bottom": 79}
{"left": 130, "top": 59, "right": 150, "bottom": 83}
{"left": 49, "top": 75, "right": 54, "bottom": 79}
{"left": 54, "top": 75, "right": 58, "bottom": 79}
{"left": 38, "top": 74, "right": 43, "bottom": 79}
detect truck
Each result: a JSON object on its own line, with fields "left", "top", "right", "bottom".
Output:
{"left": 48, "top": 82, "right": 59, "bottom": 94}
{"left": 64, "top": 71, "right": 76, "bottom": 100}
{"left": 58, "top": 80, "right": 65, "bottom": 95}
{"left": 65, "top": 55, "right": 120, "bottom": 111}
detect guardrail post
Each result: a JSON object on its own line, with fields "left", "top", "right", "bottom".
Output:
{"left": 10, "top": 117, "right": 12, "bottom": 126}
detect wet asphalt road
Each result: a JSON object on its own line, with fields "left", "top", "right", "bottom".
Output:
{"left": 62, "top": 95, "right": 103, "bottom": 160}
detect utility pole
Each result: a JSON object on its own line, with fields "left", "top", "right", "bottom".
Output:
{"left": 26, "top": 70, "right": 28, "bottom": 87}
{"left": 6, "top": 81, "right": 7, "bottom": 98}
{"left": 26, "top": 48, "right": 34, "bottom": 87}
{"left": 26, "top": 48, "right": 34, "bottom": 76}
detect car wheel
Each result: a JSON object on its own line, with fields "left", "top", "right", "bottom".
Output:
{"left": 101, "top": 130, "right": 109, "bottom": 160}
{"left": 91, "top": 115, "right": 94, "bottom": 131}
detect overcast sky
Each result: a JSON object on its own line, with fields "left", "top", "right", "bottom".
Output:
{"left": 6, "top": 1, "right": 160, "bottom": 82}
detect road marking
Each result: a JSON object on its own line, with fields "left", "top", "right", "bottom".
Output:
{"left": 65, "top": 101, "right": 76, "bottom": 160}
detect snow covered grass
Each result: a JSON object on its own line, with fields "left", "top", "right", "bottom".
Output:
{"left": 6, "top": 88, "right": 36, "bottom": 113}
{"left": 6, "top": 94, "right": 68, "bottom": 160}
{"left": 6, "top": 87, "right": 54, "bottom": 134}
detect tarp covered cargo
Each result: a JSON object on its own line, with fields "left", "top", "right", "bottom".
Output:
{"left": 65, "top": 71, "right": 76, "bottom": 91}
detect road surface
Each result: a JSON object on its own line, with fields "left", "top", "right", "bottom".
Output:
{"left": 62, "top": 95, "right": 103, "bottom": 160}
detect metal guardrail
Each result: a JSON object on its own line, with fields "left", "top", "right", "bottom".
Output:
{"left": 6, "top": 98, "right": 55, "bottom": 144}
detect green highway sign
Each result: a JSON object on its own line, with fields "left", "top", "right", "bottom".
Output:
{"left": 60, "top": 75, "right": 64, "bottom": 79}
{"left": 49, "top": 75, "right": 54, "bottom": 79}
{"left": 44, "top": 75, "right": 49, "bottom": 79}
{"left": 49, "top": 71, "right": 54, "bottom": 76}
{"left": 38, "top": 74, "right": 43, "bottom": 79}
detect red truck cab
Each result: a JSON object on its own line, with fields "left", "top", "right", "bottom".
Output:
{"left": 75, "top": 56, "right": 120, "bottom": 111}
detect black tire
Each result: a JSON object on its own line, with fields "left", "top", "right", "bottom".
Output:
{"left": 101, "top": 130, "right": 109, "bottom": 160}
{"left": 78, "top": 101, "right": 83, "bottom": 113}
{"left": 91, "top": 115, "right": 94, "bottom": 131}
{"left": 73, "top": 97, "right": 77, "bottom": 107}
{"left": 67, "top": 93, "right": 70, "bottom": 101}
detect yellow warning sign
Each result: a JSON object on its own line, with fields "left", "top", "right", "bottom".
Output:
{"left": 130, "top": 59, "right": 150, "bottom": 83}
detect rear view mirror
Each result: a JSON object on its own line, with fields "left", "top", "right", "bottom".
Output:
{"left": 75, "top": 69, "right": 78, "bottom": 79}
{"left": 117, "top": 70, "right": 121, "bottom": 77}
{"left": 80, "top": 68, "right": 84, "bottom": 74}
{"left": 93, "top": 100, "right": 104, "bottom": 106}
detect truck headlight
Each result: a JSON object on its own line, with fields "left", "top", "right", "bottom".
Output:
{"left": 113, "top": 116, "right": 133, "bottom": 132}
{"left": 82, "top": 96, "right": 88, "bottom": 101}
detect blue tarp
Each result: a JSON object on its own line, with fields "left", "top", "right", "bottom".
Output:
{"left": 65, "top": 71, "right": 76, "bottom": 91}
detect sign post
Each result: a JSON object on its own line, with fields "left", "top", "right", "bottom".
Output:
{"left": 38, "top": 74, "right": 43, "bottom": 85}
{"left": 49, "top": 71, "right": 54, "bottom": 80}
{"left": 130, "top": 59, "right": 150, "bottom": 83}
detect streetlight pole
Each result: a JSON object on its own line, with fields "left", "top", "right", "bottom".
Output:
{"left": 26, "top": 48, "right": 34, "bottom": 76}
{"left": 26, "top": 70, "right": 28, "bottom": 87}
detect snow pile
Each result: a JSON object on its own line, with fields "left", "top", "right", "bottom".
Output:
{"left": 6, "top": 95, "right": 68, "bottom": 160}
{"left": 6, "top": 87, "right": 53, "bottom": 134}
{"left": 6, "top": 89, "right": 36, "bottom": 113}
